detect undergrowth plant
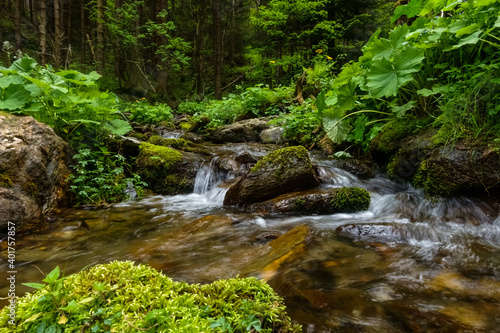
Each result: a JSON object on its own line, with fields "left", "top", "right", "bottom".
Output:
{"left": 68, "top": 147, "right": 146, "bottom": 206}
{"left": 317, "top": 0, "right": 500, "bottom": 147}
{"left": 0, "top": 261, "right": 302, "bottom": 333}
{"left": 0, "top": 55, "right": 132, "bottom": 140}
{"left": 122, "top": 98, "right": 174, "bottom": 124}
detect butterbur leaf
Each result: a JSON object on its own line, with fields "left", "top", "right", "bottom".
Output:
{"left": 352, "top": 115, "right": 367, "bottom": 143}
{"left": 43, "top": 266, "right": 60, "bottom": 283}
{"left": 10, "top": 55, "right": 37, "bottom": 73}
{"left": 333, "top": 61, "right": 362, "bottom": 88}
{"left": 104, "top": 119, "right": 133, "bottom": 136}
{"left": 0, "top": 74, "right": 24, "bottom": 88}
{"left": 0, "top": 84, "right": 31, "bottom": 110}
{"left": 315, "top": 90, "right": 326, "bottom": 114}
{"left": 392, "top": 100, "right": 416, "bottom": 117}
{"left": 323, "top": 112, "right": 352, "bottom": 144}
{"left": 391, "top": 0, "right": 423, "bottom": 23}
{"left": 451, "top": 30, "right": 483, "bottom": 50}
{"left": 366, "top": 47, "right": 425, "bottom": 98}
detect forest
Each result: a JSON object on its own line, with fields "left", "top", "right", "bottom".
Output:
{"left": 2, "top": 0, "right": 500, "bottom": 331}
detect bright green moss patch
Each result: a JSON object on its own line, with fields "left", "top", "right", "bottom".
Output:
{"left": 0, "top": 261, "right": 301, "bottom": 333}
{"left": 251, "top": 146, "right": 310, "bottom": 175}
{"left": 329, "top": 187, "right": 371, "bottom": 213}
{"left": 136, "top": 143, "right": 193, "bottom": 194}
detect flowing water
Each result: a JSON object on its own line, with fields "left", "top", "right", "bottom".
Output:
{"left": 2, "top": 143, "right": 500, "bottom": 332}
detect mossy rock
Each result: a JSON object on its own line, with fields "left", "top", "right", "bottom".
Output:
{"left": 136, "top": 142, "right": 195, "bottom": 195}
{"left": 249, "top": 187, "right": 371, "bottom": 214}
{"left": 147, "top": 135, "right": 210, "bottom": 156}
{"left": 0, "top": 261, "right": 301, "bottom": 333}
{"left": 0, "top": 173, "right": 13, "bottom": 188}
{"left": 224, "top": 146, "right": 320, "bottom": 206}
{"left": 413, "top": 160, "right": 459, "bottom": 197}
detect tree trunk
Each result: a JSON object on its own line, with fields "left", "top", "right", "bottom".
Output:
{"left": 15, "top": 0, "right": 21, "bottom": 51}
{"left": 96, "top": 0, "right": 105, "bottom": 74}
{"left": 194, "top": 7, "right": 205, "bottom": 98}
{"left": 80, "top": 0, "right": 86, "bottom": 67}
{"left": 40, "top": 0, "right": 48, "bottom": 65}
{"left": 54, "top": 0, "right": 61, "bottom": 68}
{"left": 213, "top": 0, "right": 223, "bottom": 100}
{"left": 229, "top": 0, "right": 236, "bottom": 65}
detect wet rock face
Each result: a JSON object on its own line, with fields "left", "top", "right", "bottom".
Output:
{"left": 249, "top": 187, "right": 371, "bottom": 215}
{"left": 223, "top": 146, "right": 321, "bottom": 206}
{"left": 203, "top": 118, "right": 271, "bottom": 143}
{"left": 0, "top": 113, "right": 70, "bottom": 231}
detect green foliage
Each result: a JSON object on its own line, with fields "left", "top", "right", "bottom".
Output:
{"left": 0, "top": 261, "right": 301, "bottom": 333}
{"left": 177, "top": 101, "right": 206, "bottom": 115}
{"left": 270, "top": 99, "right": 322, "bottom": 146}
{"left": 319, "top": 0, "right": 500, "bottom": 148}
{"left": 69, "top": 147, "right": 146, "bottom": 206}
{"left": 121, "top": 99, "right": 173, "bottom": 124}
{"left": 193, "top": 85, "right": 294, "bottom": 129}
{"left": 0, "top": 55, "right": 131, "bottom": 139}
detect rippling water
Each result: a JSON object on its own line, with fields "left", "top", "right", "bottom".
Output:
{"left": 1, "top": 143, "right": 500, "bottom": 332}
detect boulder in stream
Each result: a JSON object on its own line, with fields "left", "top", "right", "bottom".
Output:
{"left": 0, "top": 113, "right": 70, "bottom": 232}
{"left": 249, "top": 187, "right": 371, "bottom": 214}
{"left": 203, "top": 117, "right": 271, "bottom": 143}
{"left": 223, "top": 146, "right": 320, "bottom": 205}
{"left": 135, "top": 142, "right": 203, "bottom": 194}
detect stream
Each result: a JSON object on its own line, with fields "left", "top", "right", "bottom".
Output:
{"left": 2, "top": 142, "right": 500, "bottom": 332}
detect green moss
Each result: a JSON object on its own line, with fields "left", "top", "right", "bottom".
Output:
{"left": 0, "top": 261, "right": 301, "bottom": 333}
{"left": 22, "top": 182, "right": 39, "bottom": 198}
{"left": 373, "top": 118, "right": 431, "bottom": 153}
{"left": 430, "top": 123, "right": 459, "bottom": 147}
{"left": 0, "top": 173, "right": 13, "bottom": 188}
{"left": 179, "top": 122, "right": 192, "bottom": 131}
{"left": 329, "top": 187, "right": 371, "bottom": 213}
{"left": 128, "top": 132, "right": 148, "bottom": 141}
{"left": 412, "top": 160, "right": 458, "bottom": 197}
{"left": 136, "top": 143, "right": 194, "bottom": 195}
{"left": 251, "top": 146, "right": 310, "bottom": 175}
{"left": 148, "top": 135, "right": 190, "bottom": 150}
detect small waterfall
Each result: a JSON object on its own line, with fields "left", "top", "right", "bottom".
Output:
{"left": 193, "top": 160, "right": 227, "bottom": 194}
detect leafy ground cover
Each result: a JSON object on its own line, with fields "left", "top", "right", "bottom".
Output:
{"left": 0, "top": 261, "right": 301, "bottom": 333}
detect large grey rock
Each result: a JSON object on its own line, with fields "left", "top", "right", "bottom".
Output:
{"left": 223, "top": 146, "right": 320, "bottom": 206}
{"left": 0, "top": 113, "right": 70, "bottom": 232}
{"left": 259, "top": 127, "right": 284, "bottom": 144}
{"left": 204, "top": 118, "right": 271, "bottom": 143}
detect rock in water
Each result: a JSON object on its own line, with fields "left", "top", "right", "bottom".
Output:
{"left": 223, "top": 146, "right": 320, "bottom": 205}
{"left": 0, "top": 113, "right": 70, "bottom": 231}
{"left": 203, "top": 117, "right": 271, "bottom": 143}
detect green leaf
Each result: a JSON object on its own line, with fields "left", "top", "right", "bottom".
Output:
{"left": 22, "top": 282, "right": 46, "bottom": 289}
{"left": 455, "top": 23, "right": 481, "bottom": 37}
{"left": 9, "top": 55, "right": 37, "bottom": 73}
{"left": 366, "top": 47, "right": 425, "bottom": 98}
{"left": 323, "top": 110, "right": 352, "bottom": 144}
{"left": 351, "top": 115, "right": 367, "bottom": 143}
{"left": 337, "top": 81, "right": 357, "bottom": 111}
{"left": 391, "top": 0, "right": 423, "bottom": 23}
{"left": 0, "top": 75, "right": 24, "bottom": 88}
{"left": 23, "top": 313, "right": 42, "bottom": 323}
{"left": 451, "top": 30, "right": 483, "bottom": 50}
{"left": 333, "top": 61, "right": 362, "bottom": 88}
{"left": 104, "top": 119, "right": 133, "bottom": 135}
{"left": 0, "top": 84, "right": 31, "bottom": 110}
{"left": 61, "top": 300, "right": 79, "bottom": 312}
{"left": 392, "top": 100, "right": 416, "bottom": 117}
{"left": 420, "top": 0, "right": 448, "bottom": 16}
{"left": 315, "top": 90, "right": 326, "bottom": 114}
{"left": 43, "top": 266, "right": 60, "bottom": 283}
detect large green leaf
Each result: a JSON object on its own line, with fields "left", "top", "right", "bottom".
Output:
{"left": 104, "top": 119, "right": 133, "bottom": 136}
{"left": 9, "top": 55, "right": 37, "bottom": 73}
{"left": 450, "top": 30, "right": 483, "bottom": 50}
{"left": 333, "top": 61, "right": 362, "bottom": 88}
{"left": 366, "top": 47, "right": 425, "bottom": 98}
{"left": 0, "top": 75, "right": 24, "bottom": 88}
{"left": 323, "top": 111, "right": 352, "bottom": 144}
{"left": 0, "top": 84, "right": 31, "bottom": 110}
{"left": 391, "top": 0, "right": 423, "bottom": 23}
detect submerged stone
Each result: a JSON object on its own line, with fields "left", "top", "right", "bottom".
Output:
{"left": 223, "top": 146, "right": 320, "bottom": 206}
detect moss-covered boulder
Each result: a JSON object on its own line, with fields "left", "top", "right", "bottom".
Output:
{"left": 0, "top": 113, "right": 70, "bottom": 232}
{"left": 147, "top": 135, "right": 211, "bottom": 156}
{"left": 249, "top": 187, "right": 371, "bottom": 214}
{"left": 136, "top": 142, "right": 202, "bottom": 194}
{"left": 0, "top": 261, "right": 301, "bottom": 333}
{"left": 223, "top": 146, "right": 320, "bottom": 206}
